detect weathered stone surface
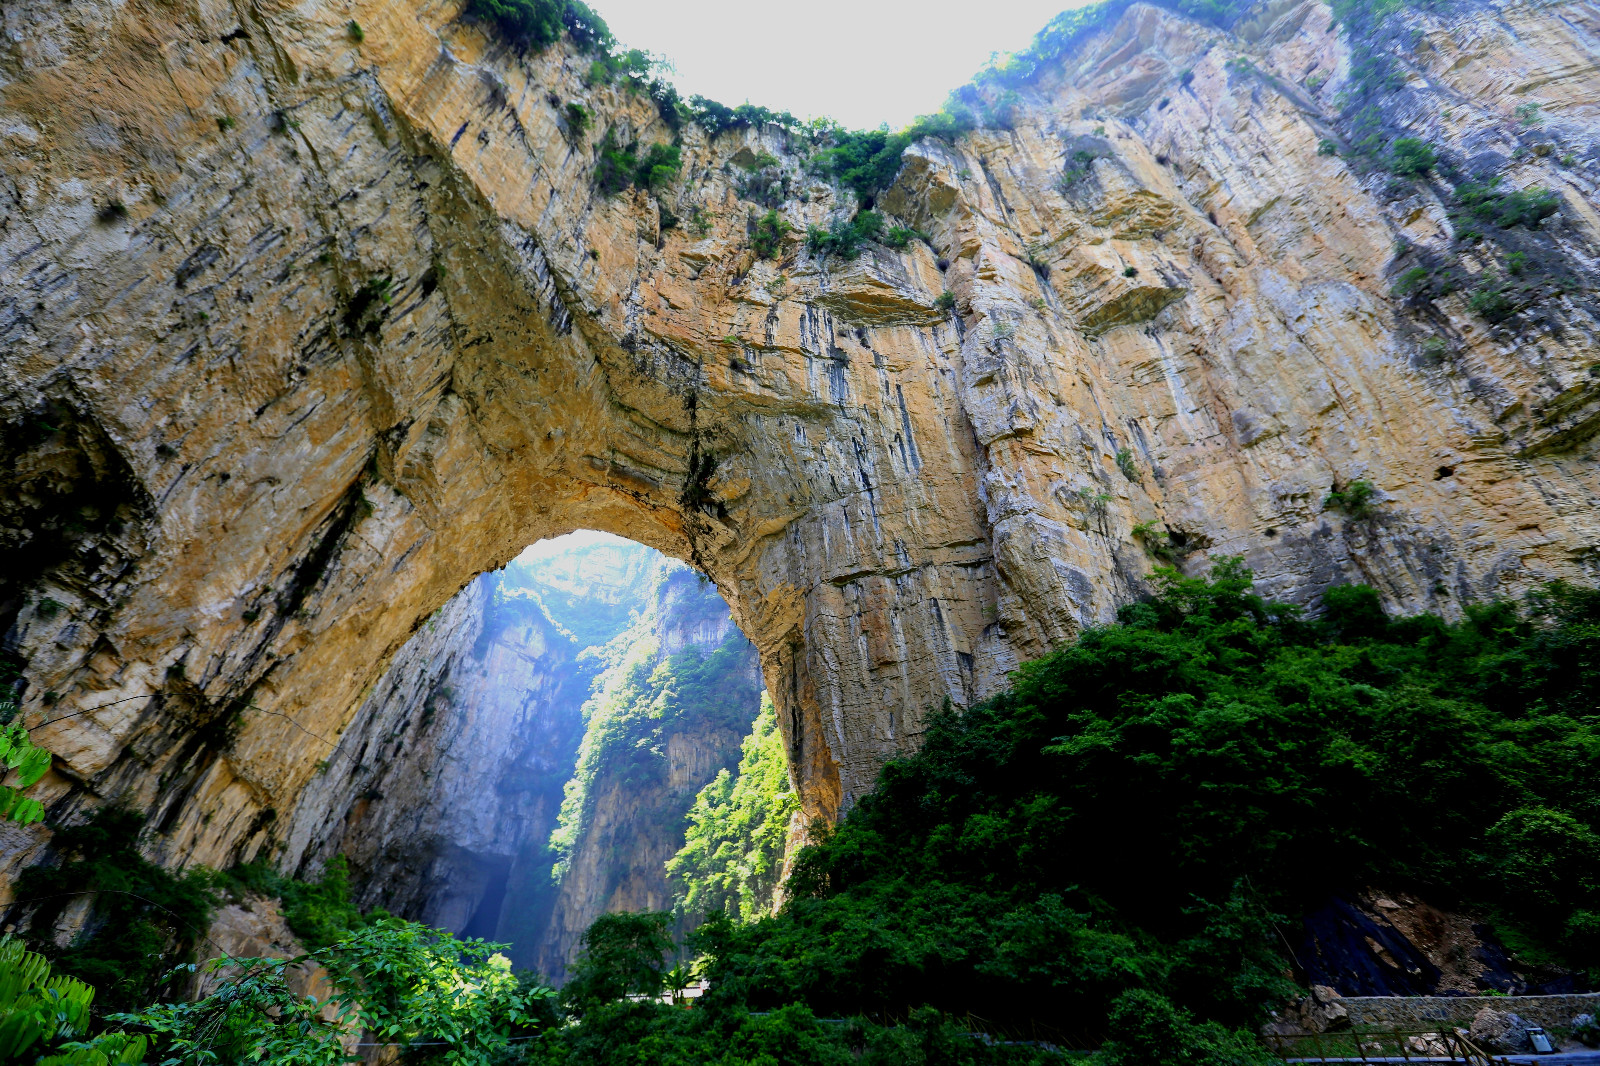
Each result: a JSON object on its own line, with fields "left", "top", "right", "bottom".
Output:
{"left": 2, "top": 0, "right": 1598, "bottom": 883}
{"left": 1471, "top": 1006, "right": 1533, "bottom": 1052}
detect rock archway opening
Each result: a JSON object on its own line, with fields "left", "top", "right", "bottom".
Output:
{"left": 5, "top": 0, "right": 1599, "bottom": 998}
{"left": 276, "top": 528, "right": 787, "bottom": 980}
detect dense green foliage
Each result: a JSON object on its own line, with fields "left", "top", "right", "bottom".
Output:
{"left": 528, "top": 913, "right": 1064, "bottom": 1066}
{"left": 222, "top": 855, "right": 377, "bottom": 950}
{"left": 113, "top": 920, "right": 555, "bottom": 1065}
{"left": 1393, "top": 174, "right": 1570, "bottom": 320}
{"left": 685, "top": 564, "right": 1599, "bottom": 1042}
{"left": 3, "top": 864, "right": 555, "bottom": 1065}
{"left": 805, "top": 211, "right": 885, "bottom": 260}
{"left": 1387, "top": 137, "right": 1435, "bottom": 178}
{"left": 810, "top": 111, "right": 977, "bottom": 203}
{"left": 465, "top": 0, "right": 612, "bottom": 52}
{"left": 520, "top": 562, "right": 1600, "bottom": 1064}
{"left": 1321, "top": 478, "right": 1377, "bottom": 518}
{"left": 668, "top": 698, "right": 799, "bottom": 924}
{"left": 750, "top": 210, "right": 792, "bottom": 260}
{"left": 1451, "top": 178, "right": 1561, "bottom": 237}
{"left": 17, "top": 809, "right": 218, "bottom": 1013}
{"left": 688, "top": 99, "right": 802, "bottom": 137}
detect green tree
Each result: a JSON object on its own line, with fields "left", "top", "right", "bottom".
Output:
{"left": 117, "top": 920, "right": 554, "bottom": 1066}
{"left": 669, "top": 697, "right": 799, "bottom": 923}
{"left": 560, "top": 911, "right": 674, "bottom": 1014}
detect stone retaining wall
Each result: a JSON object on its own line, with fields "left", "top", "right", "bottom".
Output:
{"left": 1342, "top": 995, "right": 1600, "bottom": 1031}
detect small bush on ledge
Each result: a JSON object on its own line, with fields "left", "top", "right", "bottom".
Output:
{"left": 1323, "top": 478, "right": 1377, "bottom": 518}
{"left": 750, "top": 209, "right": 791, "bottom": 259}
{"left": 594, "top": 133, "right": 681, "bottom": 195}
{"left": 805, "top": 210, "right": 884, "bottom": 260}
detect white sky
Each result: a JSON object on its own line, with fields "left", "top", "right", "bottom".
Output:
{"left": 516, "top": 528, "right": 636, "bottom": 563}
{"left": 586, "top": 0, "right": 1093, "bottom": 130}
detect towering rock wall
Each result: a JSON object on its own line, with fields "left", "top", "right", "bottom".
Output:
{"left": 536, "top": 564, "right": 761, "bottom": 980}
{"left": 274, "top": 568, "right": 594, "bottom": 945}
{"left": 1, "top": 0, "right": 1598, "bottom": 885}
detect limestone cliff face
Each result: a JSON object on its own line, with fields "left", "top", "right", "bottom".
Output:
{"left": 537, "top": 565, "right": 761, "bottom": 981}
{"left": 2, "top": 0, "right": 1599, "bottom": 883}
{"left": 275, "top": 571, "right": 588, "bottom": 938}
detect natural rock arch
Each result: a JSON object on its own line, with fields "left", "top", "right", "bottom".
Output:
{"left": 4, "top": 0, "right": 1599, "bottom": 880}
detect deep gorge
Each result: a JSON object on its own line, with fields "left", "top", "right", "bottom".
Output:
{"left": 2, "top": 0, "right": 1600, "bottom": 1057}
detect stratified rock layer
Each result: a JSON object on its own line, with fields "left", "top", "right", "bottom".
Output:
{"left": 2, "top": 0, "right": 1598, "bottom": 879}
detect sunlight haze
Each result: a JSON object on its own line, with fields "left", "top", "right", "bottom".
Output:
{"left": 585, "top": 0, "right": 1093, "bottom": 130}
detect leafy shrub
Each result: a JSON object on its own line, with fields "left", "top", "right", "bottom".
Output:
{"left": 936, "top": 291, "right": 956, "bottom": 312}
{"left": 223, "top": 855, "right": 374, "bottom": 949}
{"left": 1059, "top": 147, "right": 1103, "bottom": 189}
{"left": 1391, "top": 266, "right": 1433, "bottom": 297}
{"left": 1468, "top": 279, "right": 1517, "bottom": 322}
{"left": 1102, "top": 989, "right": 1273, "bottom": 1066}
{"left": 1116, "top": 446, "right": 1140, "bottom": 482}
{"left": 1453, "top": 178, "right": 1560, "bottom": 230}
{"left": 1322, "top": 478, "right": 1377, "bottom": 517}
{"left": 882, "top": 225, "right": 928, "bottom": 250}
{"left": 16, "top": 808, "right": 218, "bottom": 1011}
{"left": 1132, "top": 520, "right": 1179, "bottom": 563}
{"left": 563, "top": 101, "right": 589, "bottom": 137}
{"left": 1123, "top": 265, "right": 1139, "bottom": 277}
{"left": 805, "top": 211, "right": 884, "bottom": 260}
{"left": 750, "top": 209, "right": 792, "bottom": 260}
{"left": 583, "top": 46, "right": 655, "bottom": 87}
{"left": 637, "top": 142, "right": 682, "bottom": 190}
{"left": 1388, "top": 138, "right": 1436, "bottom": 177}
{"left": 594, "top": 133, "right": 681, "bottom": 195}
{"left": 1318, "top": 138, "right": 1338, "bottom": 156}
{"left": 346, "top": 19, "right": 363, "bottom": 42}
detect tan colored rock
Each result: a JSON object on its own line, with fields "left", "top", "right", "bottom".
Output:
{"left": 1, "top": 0, "right": 1598, "bottom": 889}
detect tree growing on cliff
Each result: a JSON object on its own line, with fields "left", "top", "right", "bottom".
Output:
{"left": 668, "top": 698, "right": 798, "bottom": 924}
{"left": 466, "top": 0, "right": 612, "bottom": 53}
